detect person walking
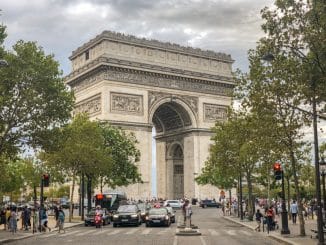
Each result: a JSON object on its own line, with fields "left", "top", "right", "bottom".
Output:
{"left": 5, "top": 207, "right": 11, "bottom": 231}
{"left": 40, "top": 207, "right": 51, "bottom": 232}
{"left": 254, "top": 209, "right": 263, "bottom": 232}
{"left": 54, "top": 206, "right": 59, "bottom": 228}
{"left": 9, "top": 207, "right": 17, "bottom": 234}
{"left": 57, "top": 207, "right": 65, "bottom": 233}
{"left": 290, "top": 200, "right": 298, "bottom": 224}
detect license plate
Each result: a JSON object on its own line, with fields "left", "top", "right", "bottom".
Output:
{"left": 153, "top": 220, "right": 160, "bottom": 223}
{"left": 121, "top": 219, "right": 128, "bottom": 222}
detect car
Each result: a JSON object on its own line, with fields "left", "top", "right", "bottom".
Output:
{"left": 146, "top": 208, "right": 171, "bottom": 227}
{"left": 199, "top": 199, "right": 221, "bottom": 208}
{"left": 84, "top": 208, "right": 111, "bottom": 226}
{"left": 112, "top": 204, "right": 142, "bottom": 227}
{"left": 137, "top": 203, "right": 151, "bottom": 223}
{"left": 163, "top": 200, "right": 182, "bottom": 209}
{"left": 165, "top": 206, "right": 176, "bottom": 223}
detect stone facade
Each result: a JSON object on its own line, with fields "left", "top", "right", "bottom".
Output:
{"left": 65, "top": 31, "right": 235, "bottom": 201}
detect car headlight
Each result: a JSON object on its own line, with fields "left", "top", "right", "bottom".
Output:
{"left": 113, "top": 215, "right": 119, "bottom": 219}
{"left": 165, "top": 215, "right": 169, "bottom": 220}
{"left": 145, "top": 216, "right": 149, "bottom": 220}
{"left": 131, "top": 214, "right": 138, "bottom": 218}
{"left": 141, "top": 212, "right": 145, "bottom": 216}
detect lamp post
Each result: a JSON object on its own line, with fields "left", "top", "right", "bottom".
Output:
{"left": 281, "top": 167, "right": 290, "bottom": 234}
{"left": 320, "top": 158, "right": 326, "bottom": 221}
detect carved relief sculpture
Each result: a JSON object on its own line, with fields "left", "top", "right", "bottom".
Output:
{"left": 74, "top": 94, "right": 101, "bottom": 116}
{"left": 204, "top": 103, "right": 228, "bottom": 122}
{"left": 111, "top": 92, "right": 143, "bottom": 115}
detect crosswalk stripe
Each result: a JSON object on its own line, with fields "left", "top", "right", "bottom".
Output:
{"left": 142, "top": 228, "right": 152, "bottom": 235}
{"left": 75, "top": 229, "right": 94, "bottom": 237}
{"left": 226, "top": 230, "right": 236, "bottom": 236}
{"left": 92, "top": 229, "right": 106, "bottom": 235}
{"left": 158, "top": 229, "right": 169, "bottom": 234}
{"left": 107, "top": 229, "right": 121, "bottom": 235}
{"left": 208, "top": 229, "right": 219, "bottom": 236}
{"left": 239, "top": 230, "right": 252, "bottom": 236}
{"left": 60, "top": 230, "right": 80, "bottom": 237}
{"left": 125, "top": 229, "right": 139, "bottom": 235}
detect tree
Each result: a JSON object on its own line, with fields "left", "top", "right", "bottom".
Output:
{"left": 0, "top": 26, "right": 74, "bottom": 159}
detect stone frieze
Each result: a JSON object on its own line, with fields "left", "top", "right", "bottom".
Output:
{"left": 110, "top": 92, "right": 143, "bottom": 115}
{"left": 74, "top": 94, "right": 101, "bottom": 116}
{"left": 204, "top": 103, "right": 228, "bottom": 122}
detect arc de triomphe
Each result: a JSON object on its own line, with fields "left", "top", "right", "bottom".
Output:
{"left": 65, "top": 31, "right": 234, "bottom": 200}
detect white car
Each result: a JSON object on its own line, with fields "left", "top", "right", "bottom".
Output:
{"left": 163, "top": 200, "right": 182, "bottom": 209}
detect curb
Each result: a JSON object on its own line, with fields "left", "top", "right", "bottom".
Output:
{"left": 0, "top": 222, "right": 83, "bottom": 244}
{"left": 223, "top": 216, "right": 298, "bottom": 245}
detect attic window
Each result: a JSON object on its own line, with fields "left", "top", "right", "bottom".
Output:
{"left": 85, "top": 50, "right": 89, "bottom": 60}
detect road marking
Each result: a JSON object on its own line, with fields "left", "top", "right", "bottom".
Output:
{"left": 92, "top": 229, "right": 107, "bottom": 235}
{"left": 158, "top": 229, "right": 169, "bottom": 234}
{"left": 42, "top": 233, "right": 57, "bottom": 238}
{"left": 200, "top": 236, "right": 207, "bottom": 245}
{"left": 125, "top": 228, "right": 139, "bottom": 234}
{"left": 226, "top": 230, "right": 236, "bottom": 236}
{"left": 142, "top": 228, "right": 152, "bottom": 235}
{"left": 173, "top": 236, "right": 178, "bottom": 245}
{"left": 240, "top": 230, "right": 253, "bottom": 236}
{"left": 75, "top": 229, "right": 93, "bottom": 237}
{"left": 208, "top": 229, "right": 219, "bottom": 236}
{"left": 60, "top": 230, "right": 80, "bottom": 237}
{"left": 107, "top": 229, "right": 121, "bottom": 235}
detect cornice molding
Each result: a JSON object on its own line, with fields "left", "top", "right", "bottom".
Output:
{"left": 70, "top": 30, "right": 234, "bottom": 63}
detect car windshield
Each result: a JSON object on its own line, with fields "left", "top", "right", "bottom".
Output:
{"left": 87, "top": 210, "right": 96, "bottom": 216}
{"left": 149, "top": 208, "right": 167, "bottom": 215}
{"left": 168, "top": 201, "right": 178, "bottom": 203}
{"left": 118, "top": 205, "right": 137, "bottom": 213}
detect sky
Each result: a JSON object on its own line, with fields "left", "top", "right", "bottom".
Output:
{"left": 1, "top": 0, "right": 325, "bottom": 196}
{"left": 0, "top": 0, "right": 275, "bottom": 74}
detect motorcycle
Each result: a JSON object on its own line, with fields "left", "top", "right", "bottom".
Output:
{"left": 94, "top": 214, "right": 102, "bottom": 228}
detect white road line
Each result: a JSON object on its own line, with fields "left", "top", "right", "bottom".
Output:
{"left": 107, "top": 229, "right": 121, "bottom": 235}
{"left": 226, "top": 230, "right": 236, "bottom": 236}
{"left": 208, "top": 229, "right": 219, "bottom": 236}
{"left": 92, "top": 229, "right": 106, "bottom": 235}
{"left": 42, "top": 233, "right": 57, "bottom": 238}
{"left": 142, "top": 229, "right": 152, "bottom": 235}
{"left": 240, "top": 230, "right": 253, "bottom": 236}
{"left": 158, "top": 229, "right": 169, "bottom": 234}
{"left": 75, "top": 229, "right": 94, "bottom": 237}
{"left": 125, "top": 229, "right": 139, "bottom": 235}
{"left": 59, "top": 230, "right": 80, "bottom": 237}
{"left": 173, "top": 236, "right": 178, "bottom": 245}
{"left": 200, "top": 236, "right": 207, "bottom": 245}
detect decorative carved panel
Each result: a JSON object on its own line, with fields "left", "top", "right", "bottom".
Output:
{"left": 110, "top": 92, "right": 143, "bottom": 115}
{"left": 204, "top": 103, "right": 228, "bottom": 122}
{"left": 74, "top": 94, "right": 101, "bottom": 116}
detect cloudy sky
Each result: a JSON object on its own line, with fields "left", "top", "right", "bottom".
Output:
{"left": 1, "top": 0, "right": 275, "bottom": 75}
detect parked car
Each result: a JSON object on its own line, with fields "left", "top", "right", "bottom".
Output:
{"left": 112, "top": 204, "right": 142, "bottom": 227}
{"left": 163, "top": 200, "right": 182, "bottom": 209}
{"left": 84, "top": 208, "right": 111, "bottom": 226}
{"left": 199, "top": 199, "right": 221, "bottom": 208}
{"left": 165, "top": 206, "right": 176, "bottom": 223}
{"left": 146, "top": 208, "right": 171, "bottom": 227}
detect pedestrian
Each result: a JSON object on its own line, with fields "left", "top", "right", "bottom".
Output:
{"left": 0, "top": 208, "right": 6, "bottom": 230}
{"left": 9, "top": 207, "right": 17, "bottom": 234}
{"left": 40, "top": 207, "right": 51, "bottom": 232}
{"left": 54, "top": 206, "right": 59, "bottom": 228}
{"left": 254, "top": 209, "right": 263, "bottom": 232}
{"left": 266, "top": 206, "right": 274, "bottom": 232}
{"left": 5, "top": 207, "right": 11, "bottom": 231}
{"left": 58, "top": 207, "right": 65, "bottom": 233}
{"left": 290, "top": 200, "right": 298, "bottom": 224}
{"left": 23, "top": 206, "right": 31, "bottom": 231}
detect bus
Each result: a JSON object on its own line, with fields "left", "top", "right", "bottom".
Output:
{"left": 94, "top": 192, "right": 127, "bottom": 213}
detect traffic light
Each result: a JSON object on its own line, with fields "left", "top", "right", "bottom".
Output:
{"left": 43, "top": 174, "right": 50, "bottom": 187}
{"left": 273, "top": 162, "right": 282, "bottom": 180}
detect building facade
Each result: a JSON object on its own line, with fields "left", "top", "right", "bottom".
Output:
{"left": 65, "top": 31, "right": 235, "bottom": 201}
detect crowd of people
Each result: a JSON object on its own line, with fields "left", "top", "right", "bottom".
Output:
{"left": 0, "top": 205, "right": 65, "bottom": 234}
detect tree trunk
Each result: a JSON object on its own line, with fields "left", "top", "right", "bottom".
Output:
{"left": 286, "top": 175, "right": 291, "bottom": 220}
{"left": 246, "top": 171, "right": 254, "bottom": 221}
{"left": 290, "top": 148, "right": 305, "bottom": 236}
{"left": 69, "top": 173, "right": 76, "bottom": 222}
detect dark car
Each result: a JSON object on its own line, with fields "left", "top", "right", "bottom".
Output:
{"left": 137, "top": 203, "right": 151, "bottom": 223}
{"left": 146, "top": 208, "right": 171, "bottom": 227}
{"left": 112, "top": 204, "right": 142, "bottom": 227}
{"left": 199, "top": 199, "right": 221, "bottom": 208}
{"left": 165, "top": 206, "right": 176, "bottom": 223}
{"left": 84, "top": 208, "right": 111, "bottom": 226}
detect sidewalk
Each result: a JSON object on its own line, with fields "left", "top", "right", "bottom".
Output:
{"left": 223, "top": 214, "right": 319, "bottom": 245}
{"left": 0, "top": 216, "right": 83, "bottom": 244}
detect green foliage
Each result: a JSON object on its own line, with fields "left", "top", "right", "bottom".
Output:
{"left": 0, "top": 37, "right": 74, "bottom": 159}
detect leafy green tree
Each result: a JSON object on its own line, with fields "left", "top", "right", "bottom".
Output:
{"left": 0, "top": 26, "right": 74, "bottom": 159}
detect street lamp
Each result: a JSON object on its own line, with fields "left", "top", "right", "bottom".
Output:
{"left": 320, "top": 158, "right": 326, "bottom": 221}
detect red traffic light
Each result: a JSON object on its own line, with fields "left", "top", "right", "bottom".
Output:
{"left": 273, "top": 163, "right": 281, "bottom": 171}
{"left": 96, "top": 194, "right": 103, "bottom": 200}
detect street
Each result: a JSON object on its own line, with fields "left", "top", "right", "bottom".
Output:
{"left": 8, "top": 207, "right": 279, "bottom": 245}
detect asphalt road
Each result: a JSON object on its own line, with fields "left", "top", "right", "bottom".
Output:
{"left": 9, "top": 206, "right": 280, "bottom": 245}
